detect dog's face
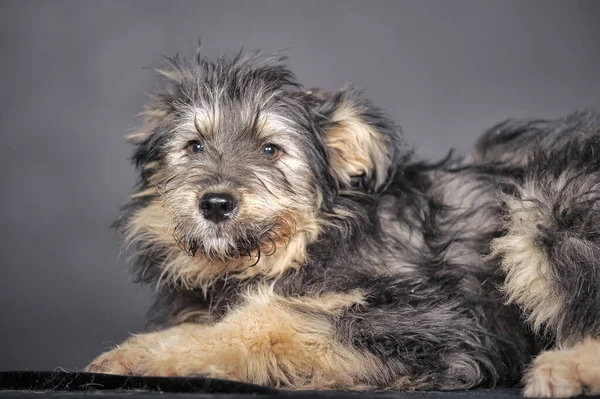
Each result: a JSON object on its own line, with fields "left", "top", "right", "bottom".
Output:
{"left": 158, "top": 100, "right": 322, "bottom": 262}
{"left": 122, "top": 52, "right": 404, "bottom": 288}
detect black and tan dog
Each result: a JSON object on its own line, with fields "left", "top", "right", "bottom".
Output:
{"left": 86, "top": 50, "right": 600, "bottom": 396}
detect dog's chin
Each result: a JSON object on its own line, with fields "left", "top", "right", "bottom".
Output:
{"left": 176, "top": 216, "right": 289, "bottom": 262}
{"left": 187, "top": 227, "right": 271, "bottom": 263}
{"left": 197, "top": 236, "right": 260, "bottom": 262}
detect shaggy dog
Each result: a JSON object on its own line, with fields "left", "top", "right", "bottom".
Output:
{"left": 86, "top": 50, "right": 600, "bottom": 397}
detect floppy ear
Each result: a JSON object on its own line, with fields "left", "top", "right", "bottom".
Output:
{"left": 312, "top": 86, "right": 406, "bottom": 192}
{"left": 126, "top": 66, "right": 183, "bottom": 144}
{"left": 125, "top": 63, "right": 187, "bottom": 173}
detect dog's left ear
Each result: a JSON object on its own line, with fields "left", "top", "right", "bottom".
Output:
{"left": 311, "top": 86, "right": 406, "bottom": 192}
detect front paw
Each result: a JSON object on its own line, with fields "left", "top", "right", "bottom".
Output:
{"left": 85, "top": 333, "right": 237, "bottom": 379}
{"left": 86, "top": 345, "right": 146, "bottom": 376}
{"left": 85, "top": 338, "right": 185, "bottom": 377}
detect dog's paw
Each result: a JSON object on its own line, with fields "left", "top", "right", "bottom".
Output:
{"left": 523, "top": 340, "right": 600, "bottom": 397}
{"left": 85, "top": 344, "right": 151, "bottom": 375}
{"left": 86, "top": 348, "right": 134, "bottom": 375}
{"left": 85, "top": 339, "right": 186, "bottom": 376}
{"left": 84, "top": 331, "right": 238, "bottom": 378}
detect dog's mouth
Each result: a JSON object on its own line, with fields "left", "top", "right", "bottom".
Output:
{"left": 175, "top": 214, "right": 296, "bottom": 264}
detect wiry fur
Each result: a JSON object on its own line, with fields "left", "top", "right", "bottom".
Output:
{"left": 87, "top": 49, "right": 600, "bottom": 395}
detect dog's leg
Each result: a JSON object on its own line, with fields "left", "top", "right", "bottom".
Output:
{"left": 86, "top": 288, "right": 386, "bottom": 390}
{"left": 86, "top": 283, "right": 501, "bottom": 390}
{"left": 491, "top": 134, "right": 600, "bottom": 397}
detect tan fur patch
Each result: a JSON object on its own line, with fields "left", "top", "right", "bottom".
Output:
{"left": 86, "top": 288, "right": 387, "bottom": 390}
{"left": 490, "top": 183, "right": 563, "bottom": 333}
{"left": 326, "top": 102, "right": 389, "bottom": 188}
{"left": 524, "top": 338, "right": 600, "bottom": 397}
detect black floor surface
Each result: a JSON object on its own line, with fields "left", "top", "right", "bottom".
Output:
{"left": 0, "top": 371, "right": 590, "bottom": 399}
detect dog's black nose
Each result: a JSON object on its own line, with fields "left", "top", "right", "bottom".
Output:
{"left": 199, "top": 193, "right": 237, "bottom": 223}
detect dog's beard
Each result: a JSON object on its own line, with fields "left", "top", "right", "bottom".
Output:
{"left": 172, "top": 216, "right": 294, "bottom": 264}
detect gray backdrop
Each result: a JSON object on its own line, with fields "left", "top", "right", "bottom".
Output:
{"left": 1, "top": 0, "right": 599, "bottom": 371}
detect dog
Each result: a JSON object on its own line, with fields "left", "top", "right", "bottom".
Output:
{"left": 86, "top": 49, "right": 600, "bottom": 396}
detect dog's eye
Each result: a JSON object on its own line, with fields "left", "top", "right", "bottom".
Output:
{"left": 262, "top": 144, "right": 280, "bottom": 159}
{"left": 187, "top": 140, "right": 204, "bottom": 154}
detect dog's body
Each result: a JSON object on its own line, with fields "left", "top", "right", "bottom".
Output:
{"left": 87, "top": 52, "right": 600, "bottom": 396}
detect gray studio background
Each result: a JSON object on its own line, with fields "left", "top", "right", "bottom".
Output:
{"left": 1, "top": 0, "right": 599, "bottom": 370}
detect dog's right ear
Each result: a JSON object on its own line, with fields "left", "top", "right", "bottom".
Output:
{"left": 125, "top": 104, "right": 171, "bottom": 182}
{"left": 125, "top": 65, "right": 186, "bottom": 171}
{"left": 309, "top": 86, "right": 407, "bottom": 192}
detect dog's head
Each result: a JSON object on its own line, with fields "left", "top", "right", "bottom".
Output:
{"left": 121, "top": 51, "right": 407, "bottom": 289}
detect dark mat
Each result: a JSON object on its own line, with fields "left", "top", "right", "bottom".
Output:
{"left": 0, "top": 371, "right": 587, "bottom": 399}
{"left": 0, "top": 371, "right": 274, "bottom": 394}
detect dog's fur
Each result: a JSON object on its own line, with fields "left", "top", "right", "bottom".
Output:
{"left": 86, "top": 50, "right": 600, "bottom": 396}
